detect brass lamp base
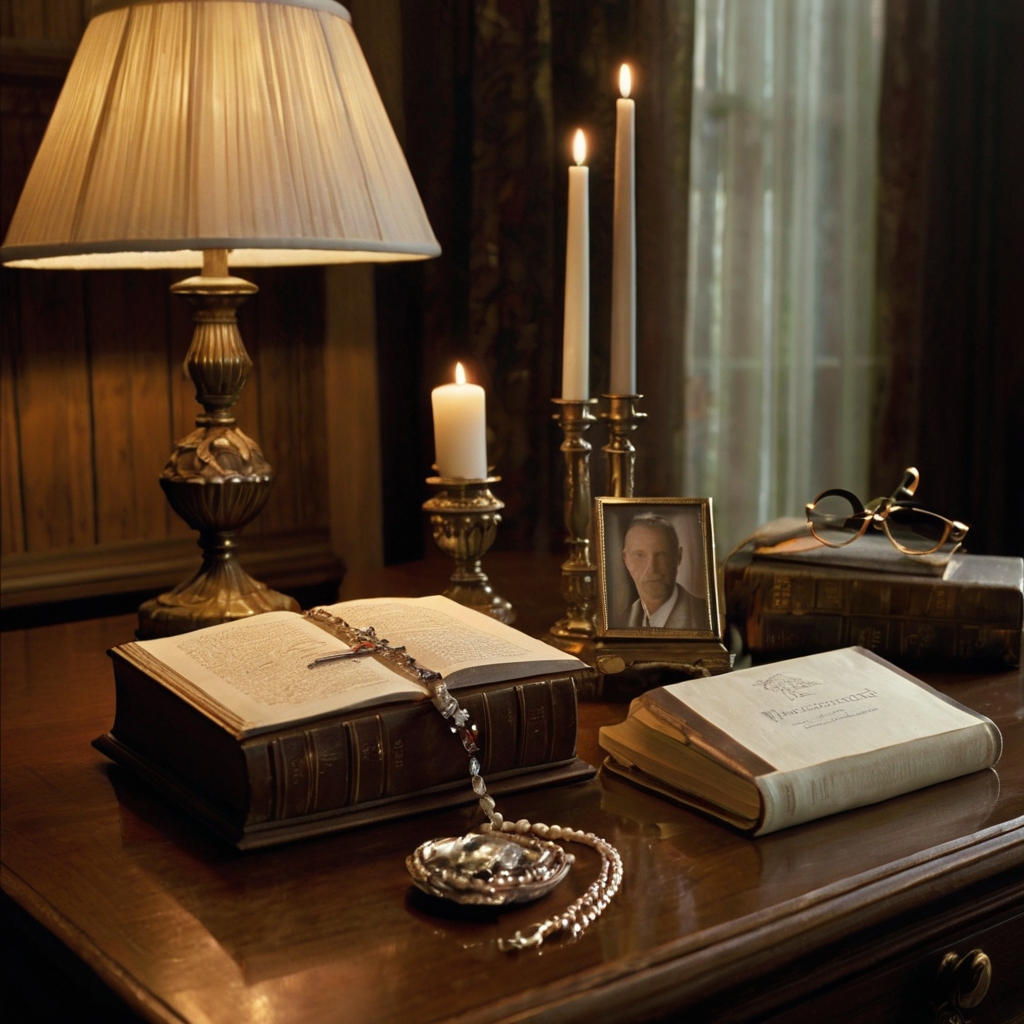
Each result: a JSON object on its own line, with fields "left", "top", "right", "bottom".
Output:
{"left": 137, "top": 249, "right": 297, "bottom": 640}
{"left": 423, "top": 476, "right": 514, "bottom": 624}
{"left": 138, "top": 530, "right": 298, "bottom": 639}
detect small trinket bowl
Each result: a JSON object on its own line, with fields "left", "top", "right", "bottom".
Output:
{"left": 407, "top": 831, "right": 574, "bottom": 906}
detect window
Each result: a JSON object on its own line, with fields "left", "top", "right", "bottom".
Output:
{"left": 684, "top": 0, "right": 884, "bottom": 552}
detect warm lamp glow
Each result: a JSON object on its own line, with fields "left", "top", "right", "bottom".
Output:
{"left": 573, "top": 129, "right": 587, "bottom": 167}
{"left": 455, "top": 362, "right": 467, "bottom": 385}
{"left": 0, "top": 0, "right": 440, "bottom": 269}
{"left": 619, "top": 64, "right": 632, "bottom": 99}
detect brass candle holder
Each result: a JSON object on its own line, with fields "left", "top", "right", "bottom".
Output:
{"left": 600, "top": 393, "right": 646, "bottom": 498}
{"left": 550, "top": 399, "right": 599, "bottom": 639}
{"left": 423, "top": 476, "right": 514, "bottom": 623}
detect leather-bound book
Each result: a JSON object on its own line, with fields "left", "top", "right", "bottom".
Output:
{"left": 599, "top": 647, "right": 1002, "bottom": 835}
{"left": 724, "top": 548, "right": 1023, "bottom": 668}
{"left": 95, "top": 596, "right": 595, "bottom": 848}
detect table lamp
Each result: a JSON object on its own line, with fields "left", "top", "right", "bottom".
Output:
{"left": 0, "top": 0, "right": 439, "bottom": 638}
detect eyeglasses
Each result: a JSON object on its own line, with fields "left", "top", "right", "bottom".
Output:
{"left": 805, "top": 467, "right": 969, "bottom": 555}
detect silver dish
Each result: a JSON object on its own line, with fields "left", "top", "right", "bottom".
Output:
{"left": 407, "top": 831, "right": 574, "bottom": 906}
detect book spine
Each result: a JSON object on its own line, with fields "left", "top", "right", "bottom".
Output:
{"left": 243, "top": 674, "right": 582, "bottom": 825}
{"left": 726, "top": 558, "right": 1022, "bottom": 667}
{"left": 756, "top": 721, "right": 1002, "bottom": 835}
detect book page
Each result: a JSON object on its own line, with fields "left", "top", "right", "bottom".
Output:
{"left": 136, "top": 612, "right": 427, "bottom": 733}
{"left": 321, "top": 595, "right": 583, "bottom": 686}
{"left": 663, "top": 648, "right": 989, "bottom": 773}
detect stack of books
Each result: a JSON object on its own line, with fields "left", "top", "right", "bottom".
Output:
{"left": 95, "top": 596, "right": 595, "bottom": 848}
{"left": 725, "top": 520, "right": 1022, "bottom": 668}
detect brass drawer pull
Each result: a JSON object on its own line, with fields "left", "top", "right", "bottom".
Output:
{"left": 932, "top": 948, "right": 992, "bottom": 1024}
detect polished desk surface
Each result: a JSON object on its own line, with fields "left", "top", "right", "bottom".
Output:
{"left": 2, "top": 553, "right": 1023, "bottom": 1024}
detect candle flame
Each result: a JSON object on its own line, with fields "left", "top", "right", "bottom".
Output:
{"left": 455, "top": 362, "right": 466, "bottom": 385}
{"left": 573, "top": 129, "right": 587, "bottom": 166}
{"left": 619, "top": 64, "right": 632, "bottom": 99}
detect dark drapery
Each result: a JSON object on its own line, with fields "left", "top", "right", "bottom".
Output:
{"left": 377, "top": 0, "right": 1022, "bottom": 564}
{"left": 874, "top": 0, "right": 1024, "bottom": 557}
{"left": 378, "top": 0, "right": 694, "bottom": 562}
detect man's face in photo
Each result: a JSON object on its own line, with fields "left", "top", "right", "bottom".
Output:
{"left": 622, "top": 523, "right": 682, "bottom": 611}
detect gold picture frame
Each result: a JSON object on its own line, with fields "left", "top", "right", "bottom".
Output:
{"left": 594, "top": 497, "right": 721, "bottom": 641}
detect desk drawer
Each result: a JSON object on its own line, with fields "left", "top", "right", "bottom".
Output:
{"left": 763, "top": 903, "right": 1024, "bottom": 1024}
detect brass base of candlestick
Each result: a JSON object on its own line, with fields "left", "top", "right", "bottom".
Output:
{"left": 600, "top": 393, "right": 646, "bottom": 498}
{"left": 551, "top": 399, "right": 598, "bottom": 639}
{"left": 423, "top": 476, "right": 514, "bottom": 624}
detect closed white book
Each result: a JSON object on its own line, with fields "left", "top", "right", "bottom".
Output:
{"left": 599, "top": 647, "right": 1002, "bottom": 835}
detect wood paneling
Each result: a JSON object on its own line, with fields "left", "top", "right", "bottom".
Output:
{"left": 15, "top": 269, "right": 95, "bottom": 551}
{"left": 88, "top": 271, "right": 176, "bottom": 544}
{"left": 0, "top": 0, "right": 86, "bottom": 40}
{"left": 1, "top": 258, "right": 341, "bottom": 606}
{"left": 250, "top": 267, "right": 329, "bottom": 538}
{"left": 323, "top": 263, "right": 384, "bottom": 574}
{"left": 0, "top": 262, "right": 23, "bottom": 555}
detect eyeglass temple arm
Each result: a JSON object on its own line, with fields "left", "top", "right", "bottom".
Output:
{"left": 892, "top": 466, "right": 920, "bottom": 502}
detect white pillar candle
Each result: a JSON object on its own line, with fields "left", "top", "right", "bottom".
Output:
{"left": 562, "top": 129, "right": 590, "bottom": 400}
{"left": 431, "top": 362, "right": 488, "bottom": 479}
{"left": 610, "top": 64, "right": 636, "bottom": 395}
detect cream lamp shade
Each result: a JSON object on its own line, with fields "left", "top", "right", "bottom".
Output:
{"left": 0, "top": 0, "right": 440, "bottom": 268}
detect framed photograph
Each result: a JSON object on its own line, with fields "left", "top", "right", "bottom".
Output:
{"left": 594, "top": 497, "right": 720, "bottom": 640}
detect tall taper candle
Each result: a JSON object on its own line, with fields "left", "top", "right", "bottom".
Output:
{"left": 610, "top": 64, "right": 636, "bottom": 395}
{"left": 562, "top": 129, "right": 590, "bottom": 400}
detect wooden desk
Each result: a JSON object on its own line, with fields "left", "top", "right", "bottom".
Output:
{"left": 2, "top": 554, "right": 1023, "bottom": 1023}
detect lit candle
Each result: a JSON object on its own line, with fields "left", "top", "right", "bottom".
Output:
{"left": 431, "top": 362, "right": 488, "bottom": 479}
{"left": 562, "top": 129, "right": 590, "bottom": 400}
{"left": 610, "top": 63, "right": 636, "bottom": 395}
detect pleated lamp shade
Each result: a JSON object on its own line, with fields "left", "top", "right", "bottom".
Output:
{"left": 0, "top": 0, "right": 440, "bottom": 269}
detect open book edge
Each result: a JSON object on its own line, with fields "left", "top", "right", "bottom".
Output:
{"left": 117, "top": 596, "right": 584, "bottom": 739}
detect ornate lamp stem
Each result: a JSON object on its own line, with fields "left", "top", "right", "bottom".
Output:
{"left": 423, "top": 476, "right": 514, "bottom": 623}
{"left": 551, "top": 399, "right": 598, "bottom": 639}
{"left": 601, "top": 393, "right": 646, "bottom": 497}
{"left": 138, "top": 249, "right": 298, "bottom": 638}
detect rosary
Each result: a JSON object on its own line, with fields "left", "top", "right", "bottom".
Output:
{"left": 305, "top": 607, "right": 622, "bottom": 952}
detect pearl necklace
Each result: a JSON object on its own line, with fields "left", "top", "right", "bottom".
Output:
{"left": 305, "top": 608, "right": 622, "bottom": 952}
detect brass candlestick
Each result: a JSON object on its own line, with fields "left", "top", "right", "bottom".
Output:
{"left": 550, "top": 399, "right": 599, "bottom": 639}
{"left": 600, "top": 393, "right": 646, "bottom": 497}
{"left": 423, "top": 476, "right": 514, "bottom": 623}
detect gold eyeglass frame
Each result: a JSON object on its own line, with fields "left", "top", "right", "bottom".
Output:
{"left": 805, "top": 467, "right": 969, "bottom": 556}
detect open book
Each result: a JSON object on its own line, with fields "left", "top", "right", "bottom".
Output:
{"left": 599, "top": 647, "right": 1001, "bottom": 835}
{"left": 98, "top": 596, "right": 593, "bottom": 847}
{"left": 127, "top": 595, "right": 584, "bottom": 738}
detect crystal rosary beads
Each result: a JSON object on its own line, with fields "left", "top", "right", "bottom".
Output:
{"left": 305, "top": 608, "right": 622, "bottom": 952}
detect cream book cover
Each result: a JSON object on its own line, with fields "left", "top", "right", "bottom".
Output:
{"left": 601, "top": 647, "right": 1002, "bottom": 834}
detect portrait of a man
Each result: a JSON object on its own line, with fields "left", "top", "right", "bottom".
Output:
{"left": 595, "top": 498, "right": 718, "bottom": 638}
{"left": 619, "top": 514, "right": 709, "bottom": 630}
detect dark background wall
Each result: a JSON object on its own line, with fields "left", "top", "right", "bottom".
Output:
{"left": 873, "top": 0, "right": 1024, "bottom": 558}
{"left": 1, "top": 0, "right": 1020, "bottom": 625}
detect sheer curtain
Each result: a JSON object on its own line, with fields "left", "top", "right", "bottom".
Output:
{"left": 683, "top": 0, "right": 884, "bottom": 555}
